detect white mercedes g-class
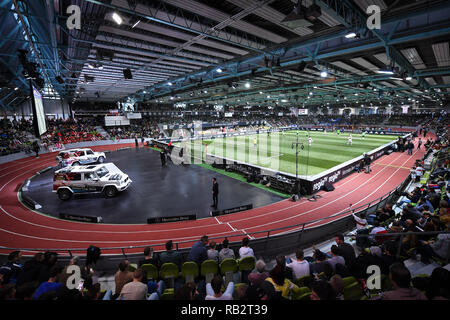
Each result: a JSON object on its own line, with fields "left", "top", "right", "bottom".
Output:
{"left": 53, "top": 163, "right": 132, "bottom": 200}
{"left": 56, "top": 148, "right": 106, "bottom": 167}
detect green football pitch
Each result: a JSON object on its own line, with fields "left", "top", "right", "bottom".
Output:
{"left": 180, "top": 130, "right": 396, "bottom": 177}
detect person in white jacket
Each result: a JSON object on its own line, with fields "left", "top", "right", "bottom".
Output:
{"left": 352, "top": 212, "right": 368, "bottom": 230}
{"left": 239, "top": 237, "right": 255, "bottom": 258}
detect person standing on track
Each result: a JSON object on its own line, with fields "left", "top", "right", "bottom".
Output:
{"left": 407, "top": 140, "right": 414, "bottom": 155}
{"left": 211, "top": 177, "right": 219, "bottom": 209}
{"left": 417, "top": 138, "right": 422, "bottom": 150}
{"left": 363, "top": 153, "right": 372, "bottom": 174}
{"left": 160, "top": 149, "right": 166, "bottom": 167}
{"left": 32, "top": 140, "right": 40, "bottom": 158}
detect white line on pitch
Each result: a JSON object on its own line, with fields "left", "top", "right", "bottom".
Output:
{"left": 215, "top": 217, "right": 222, "bottom": 224}
{"left": 227, "top": 223, "right": 237, "bottom": 232}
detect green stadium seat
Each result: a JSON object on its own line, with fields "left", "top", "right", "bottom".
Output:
{"left": 293, "top": 286, "right": 311, "bottom": 300}
{"left": 342, "top": 276, "right": 357, "bottom": 287}
{"left": 160, "top": 288, "right": 174, "bottom": 300}
{"left": 160, "top": 263, "right": 179, "bottom": 288}
{"left": 238, "top": 256, "right": 255, "bottom": 272}
{"left": 220, "top": 258, "right": 238, "bottom": 285}
{"left": 420, "top": 171, "right": 431, "bottom": 184}
{"left": 381, "top": 274, "right": 393, "bottom": 291}
{"left": 127, "top": 264, "right": 137, "bottom": 273}
{"left": 361, "top": 293, "right": 379, "bottom": 300}
{"left": 141, "top": 263, "right": 158, "bottom": 281}
{"left": 181, "top": 262, "right": 199, "bottom": 283}
{"left": 201, "top": 260, "right": 219, "bottom": 283}
{"left": 343, "top": 281, "right": 364, "bottom": 300}
{"left": 294, "top": 275, "right": 312, "bottom": 288}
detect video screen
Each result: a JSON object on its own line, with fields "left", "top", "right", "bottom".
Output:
{"left": 32, "top": 86, "right": 47, "bottom": 136}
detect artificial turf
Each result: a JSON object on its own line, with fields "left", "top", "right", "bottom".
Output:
{"left": 181, "top": 130, "right": 396, "bottom": 177}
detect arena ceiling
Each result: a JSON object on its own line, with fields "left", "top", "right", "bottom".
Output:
{"left": 0, "top": 0, "right": 450, "bottom": 110}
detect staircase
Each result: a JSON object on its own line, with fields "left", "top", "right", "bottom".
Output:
{"left": 404, "top": 257, "right": 450, "bottom": 276}
{"left": 95, "top": 126, "right": 110, "bottom": 139}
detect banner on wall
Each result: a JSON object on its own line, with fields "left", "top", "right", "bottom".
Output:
{"left": 298, "top": 109, "right": 309, "bottom": 115}
{"left": 104, "top": 115, "right": 130, "bottom": 126}
{"left": 49, "top": 143, "right": 64, "bottom": 152}
{"left": 224, "top": 112, "right": 234, "bottom": 118}
{"left": 126, "top": 112, "right": 142, "bottom": 119}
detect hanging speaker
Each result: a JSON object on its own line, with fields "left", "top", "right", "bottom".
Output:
{"left": 123, "top": 68, "right": 133, "bottom": 79}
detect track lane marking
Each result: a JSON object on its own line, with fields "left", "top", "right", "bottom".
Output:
{"left": 0, "top": 141, "right": 425, "bottom": 246}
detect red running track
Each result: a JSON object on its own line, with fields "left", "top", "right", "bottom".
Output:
{"left": 0, "top": 140, "right": 428, "bottom": 255}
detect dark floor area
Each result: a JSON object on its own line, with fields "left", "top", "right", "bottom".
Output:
{"left": 25, "top": 147, "right": 282, "bottom": 223}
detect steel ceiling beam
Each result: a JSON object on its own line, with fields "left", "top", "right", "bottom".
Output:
{"left": 146, "top": 24, "right": 450, "bottom": 100}
{"left": 84, "top": 0, "right": 269, "bottom": 54}
{"left": 86, "top": 0, "right": 276, "bottom": 97}
{"left": 316, "top": 0, "right": 429, "bottom": 88}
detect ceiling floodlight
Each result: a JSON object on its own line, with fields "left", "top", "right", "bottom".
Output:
{"left": 112, "top": 12, "right": 123, "bottom": 25}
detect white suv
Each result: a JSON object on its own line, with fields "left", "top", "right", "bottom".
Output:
{"left": 53, "top": 163, "right": 132, "bottom": 200}
{"left": 56, "top": 148, "right": 106, "bottom": 167}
